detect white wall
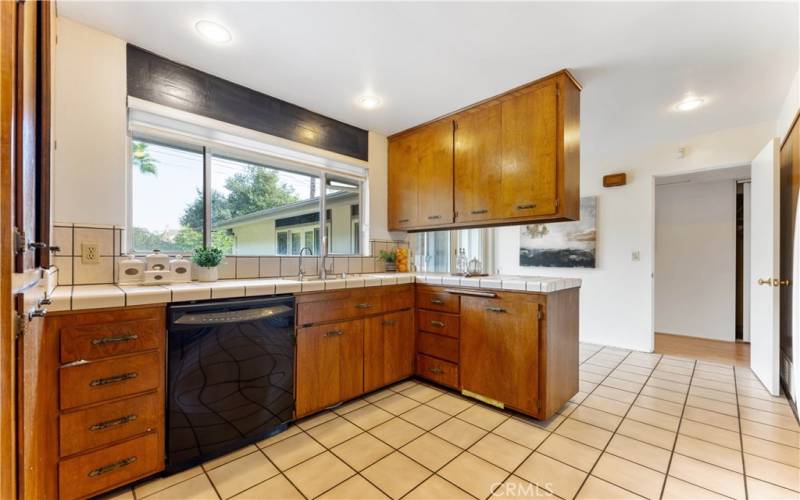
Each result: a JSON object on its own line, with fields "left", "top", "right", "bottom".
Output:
{"left": 495, "top": 121, "right": 774, "bottom": 351}
{"left": 654, "top": 180, "right": 736, "bottom": 341}
{"left": 53, "top": 17, "right": 127, "bottom": 226}
{"left": 776, "top": 69, "right": 799, "bottom": 139}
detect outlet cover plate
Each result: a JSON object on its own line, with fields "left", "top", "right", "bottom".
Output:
{"left": 81, "top": 242, "right": 100, "bottom": 264}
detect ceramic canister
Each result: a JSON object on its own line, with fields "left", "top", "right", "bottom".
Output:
{"left": 118, "top": 254, "right": 145, "bottom": 285}
{"left": 169, "top": 255, "right": 192, "bottom": 283}
{"left": 145, "top": 249, "right": 170, "bottom": 271}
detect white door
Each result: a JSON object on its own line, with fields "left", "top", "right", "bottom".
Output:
{"left": 750, "top": 138, "right": 780, "bottom": 395}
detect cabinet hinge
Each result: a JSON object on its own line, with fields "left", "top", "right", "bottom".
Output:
{"left": 555, "top": 199, "right": 559, "bottom": 209}
{"left": 13, "top": 227, "right": 26, "bottom": 255}
{"left": 453, "top": 121, "right": 459, "bottom": 131}
{"left": 537, "top": 310, "right": 543, "bottom": 321}
{"left": 14, "top": 312, "right": 26, "bottom": 338}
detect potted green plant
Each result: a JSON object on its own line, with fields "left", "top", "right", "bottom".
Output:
{"left": 192, "top": 246, "right": 224, "bottom": 282}
{"left": 378, "top": 249, "right": 397, "bottom": 272}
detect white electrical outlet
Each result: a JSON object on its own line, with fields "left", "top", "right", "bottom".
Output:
{"left": 81, "top": 242, "right": 100, "bottom": 264}
{"left": 631, "top": 250, "right": 641, "bottom": 262}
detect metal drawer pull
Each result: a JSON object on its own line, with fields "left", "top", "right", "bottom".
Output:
{"left": 427, "top": 215, "right": 442, "bottom": 220}
{"left": 355, "top": 303, "right": 373, "bottom": 309}
{"left": 89, "top": 372, "right": 138, "bottom": 387}
{"left": 398, "top": 218, "right": 410, "bottom": 223}
{"left": 382, "top": 320, "right": 396, "bottom": 326}
{"left": 430, "top": 320, "right": 445, "bottom": 327}
{"left": 428, "top": 367, "right": 445, "bottom": 375}
{"left": 471, "top": 209, "right": 488, "bottom": 215}
{"left": 88, "top": 456, "right": 137, "bottom": 478}
{"left": 430, "top": 298, "right": 444, "bottom": 305}
{"left": 91, "top": 333, "right": 139, "bottom": 346}
{"left": 326, "top": 330, "right": 344, "bottom": 337}
{"left": 486, "top": 307, "right": 507, "bottom": 313}
{"left": 443, "top": 288, "right": 497, "bottom": 298}
{"left": 516, "top": 203, "right": 536, "bottom": 210}
{"left": 89, "top": 414, "right": 137, "bottom": 432}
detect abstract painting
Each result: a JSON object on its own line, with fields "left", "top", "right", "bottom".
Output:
{"left": 519, "top": 196, "right": 596, "bottom": 268}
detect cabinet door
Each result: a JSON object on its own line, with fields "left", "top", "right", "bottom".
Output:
{"left": 500, "top": 82, "right": 559, "bottom": 219}
{"left": 460, "top": 295, "right": 540, "bottom": 414}
{"left": 364, "top": 311, "right": 414, "bottom": 392}
{"left": 296, "top": 320, "right": 364, "bottom": 417}
{"left": 454, "top": 103, "right": 502, "bottom": 222}
{"left": 417, "top": 120, "right": 454, "bottom": 226}
{"left": 388, "top": 135, "right": 418, "bottom": 230}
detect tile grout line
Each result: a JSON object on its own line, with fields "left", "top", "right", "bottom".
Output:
{"left": 571, "top": 348, "right": 660, "bottom": 499}
{"left": 733, "top": 365, "right": 749, "bottom": 500}
{"left": 658, "top": 357, "right": 697, "bottom": 499}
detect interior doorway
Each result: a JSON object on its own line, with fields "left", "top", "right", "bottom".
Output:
{"left": 653, "top": 164, "right": 751, "bottom": 361}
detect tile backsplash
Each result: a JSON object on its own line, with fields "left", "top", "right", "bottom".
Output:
{"left": 51, "top": 223, "right": 409, "bottom": 286}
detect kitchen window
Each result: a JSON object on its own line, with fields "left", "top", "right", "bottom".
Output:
{"left": 129, "top": 133, "right": 366, "bottom": 256}
{"left": 130, "top": 139, "right": 205, "bottom": 253}
{"left": 414, "top": 228, "right": 492, "bottom": 274}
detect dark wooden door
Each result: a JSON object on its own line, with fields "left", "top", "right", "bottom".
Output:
{"left": 460, "top": 294, "right": 540, "bottom": 415}
{"left": 779, "top": 117, "right": 799, "bottom": 377}
{"left": 454, "top": 103, "right": 502, "bottom": 223}
{"left": 388, "top": 135, "right": 418, "bottom": 230}
{"left": 417, "top": 120, "right": 454, "bottom": 226}
{"left": 500, "top": 82, "right": 559, "bottom": 219}
{"left": 3, "top": 1, "right": 52, "bottom": 498}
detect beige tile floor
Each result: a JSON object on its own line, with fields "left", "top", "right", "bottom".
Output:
{"left": 101, "top": 343, "right": 800, "bottom": 499}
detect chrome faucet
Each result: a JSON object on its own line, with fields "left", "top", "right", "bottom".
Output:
{"left": 298, "top": 247, "right": 313, "bottom": 278}
{"left": 319, "top": 236, "right": 330, "bottom": 280}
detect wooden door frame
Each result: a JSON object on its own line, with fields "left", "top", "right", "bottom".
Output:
{"left": 0, "top": 2, "right": 18, "bottom": 498}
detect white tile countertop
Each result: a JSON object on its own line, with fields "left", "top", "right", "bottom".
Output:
{"left": 47, "top": 273, "right": 580, "bottom": 312}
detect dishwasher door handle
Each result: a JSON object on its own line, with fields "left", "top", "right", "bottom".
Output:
{"left": 174, "top": 304, "right": 293, "bottom": 325}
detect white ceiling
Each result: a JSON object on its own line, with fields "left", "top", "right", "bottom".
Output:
{"left": 58, "top": 1, "right": 798, "bottom": 159}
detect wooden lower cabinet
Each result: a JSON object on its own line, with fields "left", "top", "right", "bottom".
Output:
{"left": 296, "top": 320, "right": 364, "bottom": 417}
{"left": 37, "top": 305, "right": 167, "bottom": 499}
{"left": 460, "top": 294, "right": 541, "bottom": 415}
{"left": 294, "top": 284, "right": 415, "bottom": 417}
{"left": 364, "top": 310, "right": 415, "bottom": 393}
{"left": 415, "top": 286, "right": 578, "bottom": 420}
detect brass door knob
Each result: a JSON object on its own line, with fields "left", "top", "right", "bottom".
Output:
{"left": 779, "top": 279, "right": 792, "bottom": 287}
{"left": 758, "top": 278, "right": 773, "bottom": 286}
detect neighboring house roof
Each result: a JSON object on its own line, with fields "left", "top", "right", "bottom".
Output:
{"left": 215, "top": 190, "right": 358, "bottom": 229}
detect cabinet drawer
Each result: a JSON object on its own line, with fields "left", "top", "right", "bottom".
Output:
{"left": 60, "top": 351, "right": 161, "bottom": 411}
{"left": 416, "top": 354, "right": 458, "bottom": 388}
{"left": 416, "top": 290, "right": 459, "bottom": 313}
{"left": 417, "top": 332, "right": 459, "bottom": 363}
{"left": 60, "top": 391, "right": 161, "bottom": 457}
{"left": 417, "top": 310, "right": 459, "bottom": 338}
{"left": 59, "top": 432, "right": 162, "bottom": 500}
{"left": 60, "top": 318, "right": 162, "bottom": 364}
{"left": 297, "top": 295, "right": 383, "bottom": 325}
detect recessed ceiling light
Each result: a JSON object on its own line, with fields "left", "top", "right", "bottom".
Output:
{"left": 674, "top": 96, "right": 705, "bottom": 112}
{"left": 358, "top": 95, "right": 382, "bottom": 110}
{"left": 195, "top": 20, "right": 232, "bottom": 44}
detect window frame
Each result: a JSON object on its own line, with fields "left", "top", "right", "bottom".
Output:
{"left": 128, "top": 131, "right": 367, "bottom": 257}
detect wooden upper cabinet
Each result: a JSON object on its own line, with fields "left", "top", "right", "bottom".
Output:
{"left": 388, "top": 135, "right": 418, "bottom": 229}
{"left": 387, "top": 69, "right": 580, "bottom": 231}
{"left": 454, "top": 103, "right": 502, "bottom": 223}
{"left": 500, "top": 81, "right": 559, "bottom": 218}
{"left": 417, "top": 120, "right": 454, "bottom": 226}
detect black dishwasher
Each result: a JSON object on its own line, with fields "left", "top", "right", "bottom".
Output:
{"left": 166, "top": 296, "right": 294, "bottom": 473}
